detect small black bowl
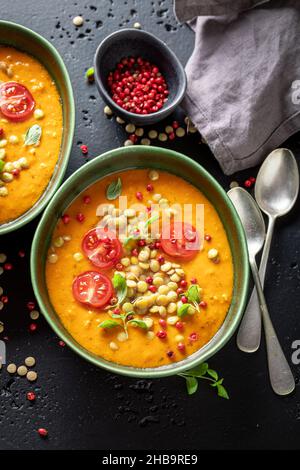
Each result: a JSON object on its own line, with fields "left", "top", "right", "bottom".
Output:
{"left": 94, "top": 28, "right": 187, "bottom": 126}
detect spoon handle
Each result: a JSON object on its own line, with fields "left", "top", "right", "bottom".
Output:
{"left": 237, "top": 216, "right": 275, "bottom": 352}
{"left": 250, "top": 258, "right": 295, "bottom": 396}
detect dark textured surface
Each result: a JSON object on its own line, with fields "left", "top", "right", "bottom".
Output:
{"left": 1, "top": 0, "right": 300, "bottom": 451}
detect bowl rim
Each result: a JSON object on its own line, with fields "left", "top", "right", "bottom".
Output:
{"left": 93, "top": 28, "right": 187, "bottom": 121}
{"left": 0, "top": 20, "right": 75, "bottom": 235}
{"left": 31, "top": 146, "right": 249, "bottom": 378}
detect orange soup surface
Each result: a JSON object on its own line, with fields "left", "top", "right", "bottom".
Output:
{"left": 0, "top": 46, "right": 63, "bottom": 224}
{"left": 46, "top": 169, "right": 234, "bottom": 368}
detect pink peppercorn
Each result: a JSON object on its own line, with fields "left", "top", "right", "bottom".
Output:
{"left": 181, "top": 295, "right": 188, "bottom": 304}
{"left": 168, "top": 132, "right": 175, "bottom": 140}
{"left": 59, "top": 340, "right": 65, "bottom": 347}
{"left": 167, "top": 350, "right": 174, "bottom": 358}
{"left": 146, "top": 276, "right": 153, "bottom": 284}
{"left": 205, "top": 234, "right": 212, "bottom": 242}
{"left": 62, "top": 214, "right": 70, "bottom": 225}
{"left": 149, "top": 285, "right": 157, "bottom": 293}
{"left": 80, "top": 144, "right": 88, "bottom": 155}
{"left": 129, "top": 134, "right": 138, "bottom": 144}
{"left": 27, "top": 301, "right": 35, "bottom": 310}
{"left": 176, "top": 288, "right": 184, "bottom": 296}
{"left": 180, "top": 280, "right": 188, "bottom": 288}
{"left": 138, "top": 239, "right": 146, "bottom": 247}
{"left": 177, "top": 342, "right": 185, "bottom": 352}
{"left": 200, "top": 301, "right": 207, "bottom": 308}
{"left": 146, "top": 184, "right": 153, "bottom": 192}
{"left": 156, "top": 330, "right": 167, "bottom": 339}
{"left": 190, "top": 278, "right": 197, "bottom": 284}
{"left": 76, "top": 213, "right": 85, "bottom": 223}
{"left": 131, "top": 248, "right": 138, "bottom": 256}
{"left": 244, "top": 179, "right": 252, "bottom": 188}
{"left": 113, "top": 307, "right": 121, "bottom": 315}
{"left": 175, "top": 321, "right": 184, "bottom": 330}
{"left": 18, "top": 249, "right": 25, "bottom": 258}
{"left": 12, "top": 168, "right": 20, "bottom": 177}
{"left": 0, "top": 128, "right": 3, "bottom": 137}
{"left": 189, "top": 332, "right": 198, "bottom": 342}
{"left": 159, "top": 319, "right": 167, "bottom": 328}
{"left": 1, "top": 296, "right": 8, "bottom": 304}
{"left": 249, "top": 176, "right": 256, "bottom": 183}
{"left": 154, "top": 241, "right": 161, "bottom": 249}
{"left": 4, "top": 263, "right": 13, "bottom": 271}
{"left": 136, "top": 191, "right": 143, "bottom": 201}
{"left": 29, "top": 323, "right": 37, "bottom": 332}
{"left": 83, "top": 195, "right": 91, "bottom": 204}
{"left": 157, "top": 255, "right": 164, "bottom": 264}
{"left": 27, "top": 392, "right": 36, "bottom": 401}
{"left": 172, "top": 121, "right": 179, "bottom": 129}
{"left": 38, "top": 428, "right": 48, "bottom": 438}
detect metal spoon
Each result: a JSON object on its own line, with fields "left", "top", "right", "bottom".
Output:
{"left": 228, "top": 187, "right": 295, "bottom": 395}
{"left": 237, "top": 149, "right": 299, "bottom": 352}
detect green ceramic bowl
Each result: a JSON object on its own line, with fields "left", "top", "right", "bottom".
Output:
{"left": 31, "top": 146, "right": 249, "bottom": 378}
{"left": 0, "top": 20, "right": 75, "bottom": 235}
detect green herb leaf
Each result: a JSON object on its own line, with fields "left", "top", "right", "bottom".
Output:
{"left": 0, "top": 160, "right": 4, "bottom": 172}
{"left": 98, "top": 319, "right": 121, "bottom": 329}
{"left": 85, "top": 67, "right": 95, "bottom": 81}
{"left": 187, "top": 363, "right": 209, "bottom": 377}
{"left": 186, "top": 284, "right": 202, "bottom": 304}
{"left": 207, "top": 368, "right": 218, "bottom": 381}
{"left": 24, "top": 124, "right": 42, "bottom": 146}
{"left": 217, "top": 384, "right": 229, "bottom": 400}
{"left": 128, "top": 319, "right": 148, "bottom": 329}
{"left": 185, "top": 376, "right": 198, "bottom": 395}
{"left": 106, "top": 177, "right": 122, "bottom": 200}
{"left": 112, "top": 272, "right": 127, "bottom": 305}
{"left": 177, "top": 303, "right": 194, "bottom": 317}
{"left": 144, "top": 213, "right": 159, "bottom": 228}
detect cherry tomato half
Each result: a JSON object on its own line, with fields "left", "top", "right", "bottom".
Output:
{"left": 161, "top": 222, "right": 200, "bottom": 260}
{"left": 82, "top": 228, "right": 122, "bottom": 269}
{"left": 0, "top": 81, "right": 35, "bottom": 122}
{"left": 72, "top": 271, "right": 113, "bottom": 308}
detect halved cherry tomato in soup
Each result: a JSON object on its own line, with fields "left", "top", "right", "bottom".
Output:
{"left": 72, "top": 271, "right": 113, "bottom": 308}
{"left": 0, "top": 81, "right": 35, "bottom": 122}
{"left": 161, "top": 222, "right": 200, "bottom": 260}
{"left": 82, "top": 228, "right": 122, "bottom": 269}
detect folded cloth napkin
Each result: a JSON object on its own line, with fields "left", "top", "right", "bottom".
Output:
{"left": 174, "top": 0, "right": 300, "bottom": 174}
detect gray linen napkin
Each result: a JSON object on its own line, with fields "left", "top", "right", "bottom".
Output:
{"left": 175, "top": 0, "right": 300, "bottom": 174}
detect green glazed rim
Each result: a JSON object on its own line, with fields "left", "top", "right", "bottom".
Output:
{"left": 0, "top": 20, "right": 75, "bottom": 235}
{"left": 31, "top": 146, "right": 249, "bottom": 378}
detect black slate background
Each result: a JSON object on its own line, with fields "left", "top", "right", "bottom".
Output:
{"left": 1, "top": 0, "right": 300, "bottom": 451}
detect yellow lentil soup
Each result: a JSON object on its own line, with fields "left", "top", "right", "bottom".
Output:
{"left": 46, "top": 169, "right": 234, "bottom": 368}
{"left": 0, "top": 46, "right": 63, "bottom": 224}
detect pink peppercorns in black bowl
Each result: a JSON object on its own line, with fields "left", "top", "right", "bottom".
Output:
{"left": 94, "top": 28, "right": 187, "bottom": 125}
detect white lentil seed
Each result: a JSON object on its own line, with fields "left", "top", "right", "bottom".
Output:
{"left": 208, "top": 248, "right": 219, "bottom": 260}
{"left": 146, "top": 331, "right": 155, "bottom": 340}
{"left": 170, "top": 273, "right": 180, "bottom": 282}
{"left": 153, "top": 193, "right": 161, "bottom": 202}
{"left": 165, "top": 125, "right": 173, "bottom": 134}
{"left": 148, "top": 170, "right": 159, "bottom": 181}
{"left": 25, "top": 357, "right": 36, "bottom": 367}
{"left": 34, "top": 109, "right": 44, "bottom": 120}
{"left": 17, "top": 365, "right": 28, "bottom": 376}
{"left": 161, "top": 262, "right": 172, "bottom": 272}
{"left": 124, "top": 139, "right": 134, "bottom": 146}
{"left": 137, "top": 281, "right": 148, "bottom": 293}
{"left": 230, "top": 181, "right": 239, "bottom": 189}
{"left": 27, "top": 371, "right": 38, "bottom": 382}
{"left": 30, "top": 310, "right": 40, "bottom": 320}
{"left": 176, "top": 127, "right": 185, "bottom": 137}
{"left": 148, "top": 130, "right": 158, "bottom": 139}
{"left": 0, "top": 322, "right": 3, "bottom": 333}
{"left": 53, "top": 236, "right": 64, "bottom": 248}
{"left": 175, "top": 334, "right": 184, "bottom": 342}
{"left": 9, "top": 135, "right": 19, "bottom": 144}
{"left": 117, "top": 332, "right": 128, "bottom": 342}
{"left": 0, "top": 253, "right": 7, "bottom": 263}
{"left": 121, "top": 257, "right": 130, "bottom": 267}
{"left": 7, "top": 363, "right": 17, "bottom": 374}
{"left": 158, "top": 132, "right": 167, "bottom": 142}
{"left": 133, "top": 22, "right": 142, "bottom": 29}
{"left": 0, "top": 139, "right": 7, "bottom": 148}
{"left": 144, "top": 317, "right": 153, "bottom": 328}
{"left": 73, "top": 15, "right": 84, "bottom": 26}
{"left": 104, "top": 105, "right": 113, "bottom": 116}
{"left": 125, "top": 123, "right": 136, "bottom": 133}
{"left": 48, "top": 253, "right": 58, "bottom": 264}
{"left": 167, "top": 315, "right": 179, "bottom": 325}
{"left": 135, "top": 128, "right": 144, "bottom": 137}
{"left": 150, "top": 259, "right": 160, "bottom": 272}
{"left": 116, "top": 116, "right": 125, "bottom": 124}
{"left": 141, "top": 138, "right": 151, "bottom": 146}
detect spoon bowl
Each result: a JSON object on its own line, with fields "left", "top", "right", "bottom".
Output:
{"left": 255, "top": 148, "right": 299, "bottom": 218}
{"left": 228, "top": 187, "right": 265, "bottom": 259}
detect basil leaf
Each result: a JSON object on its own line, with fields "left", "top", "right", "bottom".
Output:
{"left": 177, "top": 303, "right": 195, "bottom": 317}
{"left": 85, "top": 67, "right": 94, "bottom": 81}
{"left": 207, "top": 368, "right": 218, "bottom": 381}
{"left": 112, "top": 273, "right": 127, "bottom": 305}
{"left": 187, "top": 363, "right": 209, "bottom": 377}
{"left": 127, "top": 319, "right": 148, "bottom": 329}
{"left": 217, "top": 384, "right": 229, "bottom": 400}
{"left": 186, "top": 284, "right": 202, "bottom": 304}
{"left": 0, "top": 160, "right": 4, "bottom": 172}
{"left": 24, "top": 124, "right": 42, "bottom": 146}
{"left": 144, "top": 213, "right": 159, "bottom": 228}
{"left": 185, "top": 376, "right": 198, "bottom": 395}
{"left": 106, "top": 177, "right": 122, "bottom": 200}
{"left": 98, "top": 319, "right": 121, "bottom": 329}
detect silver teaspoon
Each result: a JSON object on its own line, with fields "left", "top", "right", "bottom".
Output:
{"left": 228, "top": 187, "right": 295, "bottom": 396}
{"left": 237, "top": 149, "right": 299, "bottom": 352}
